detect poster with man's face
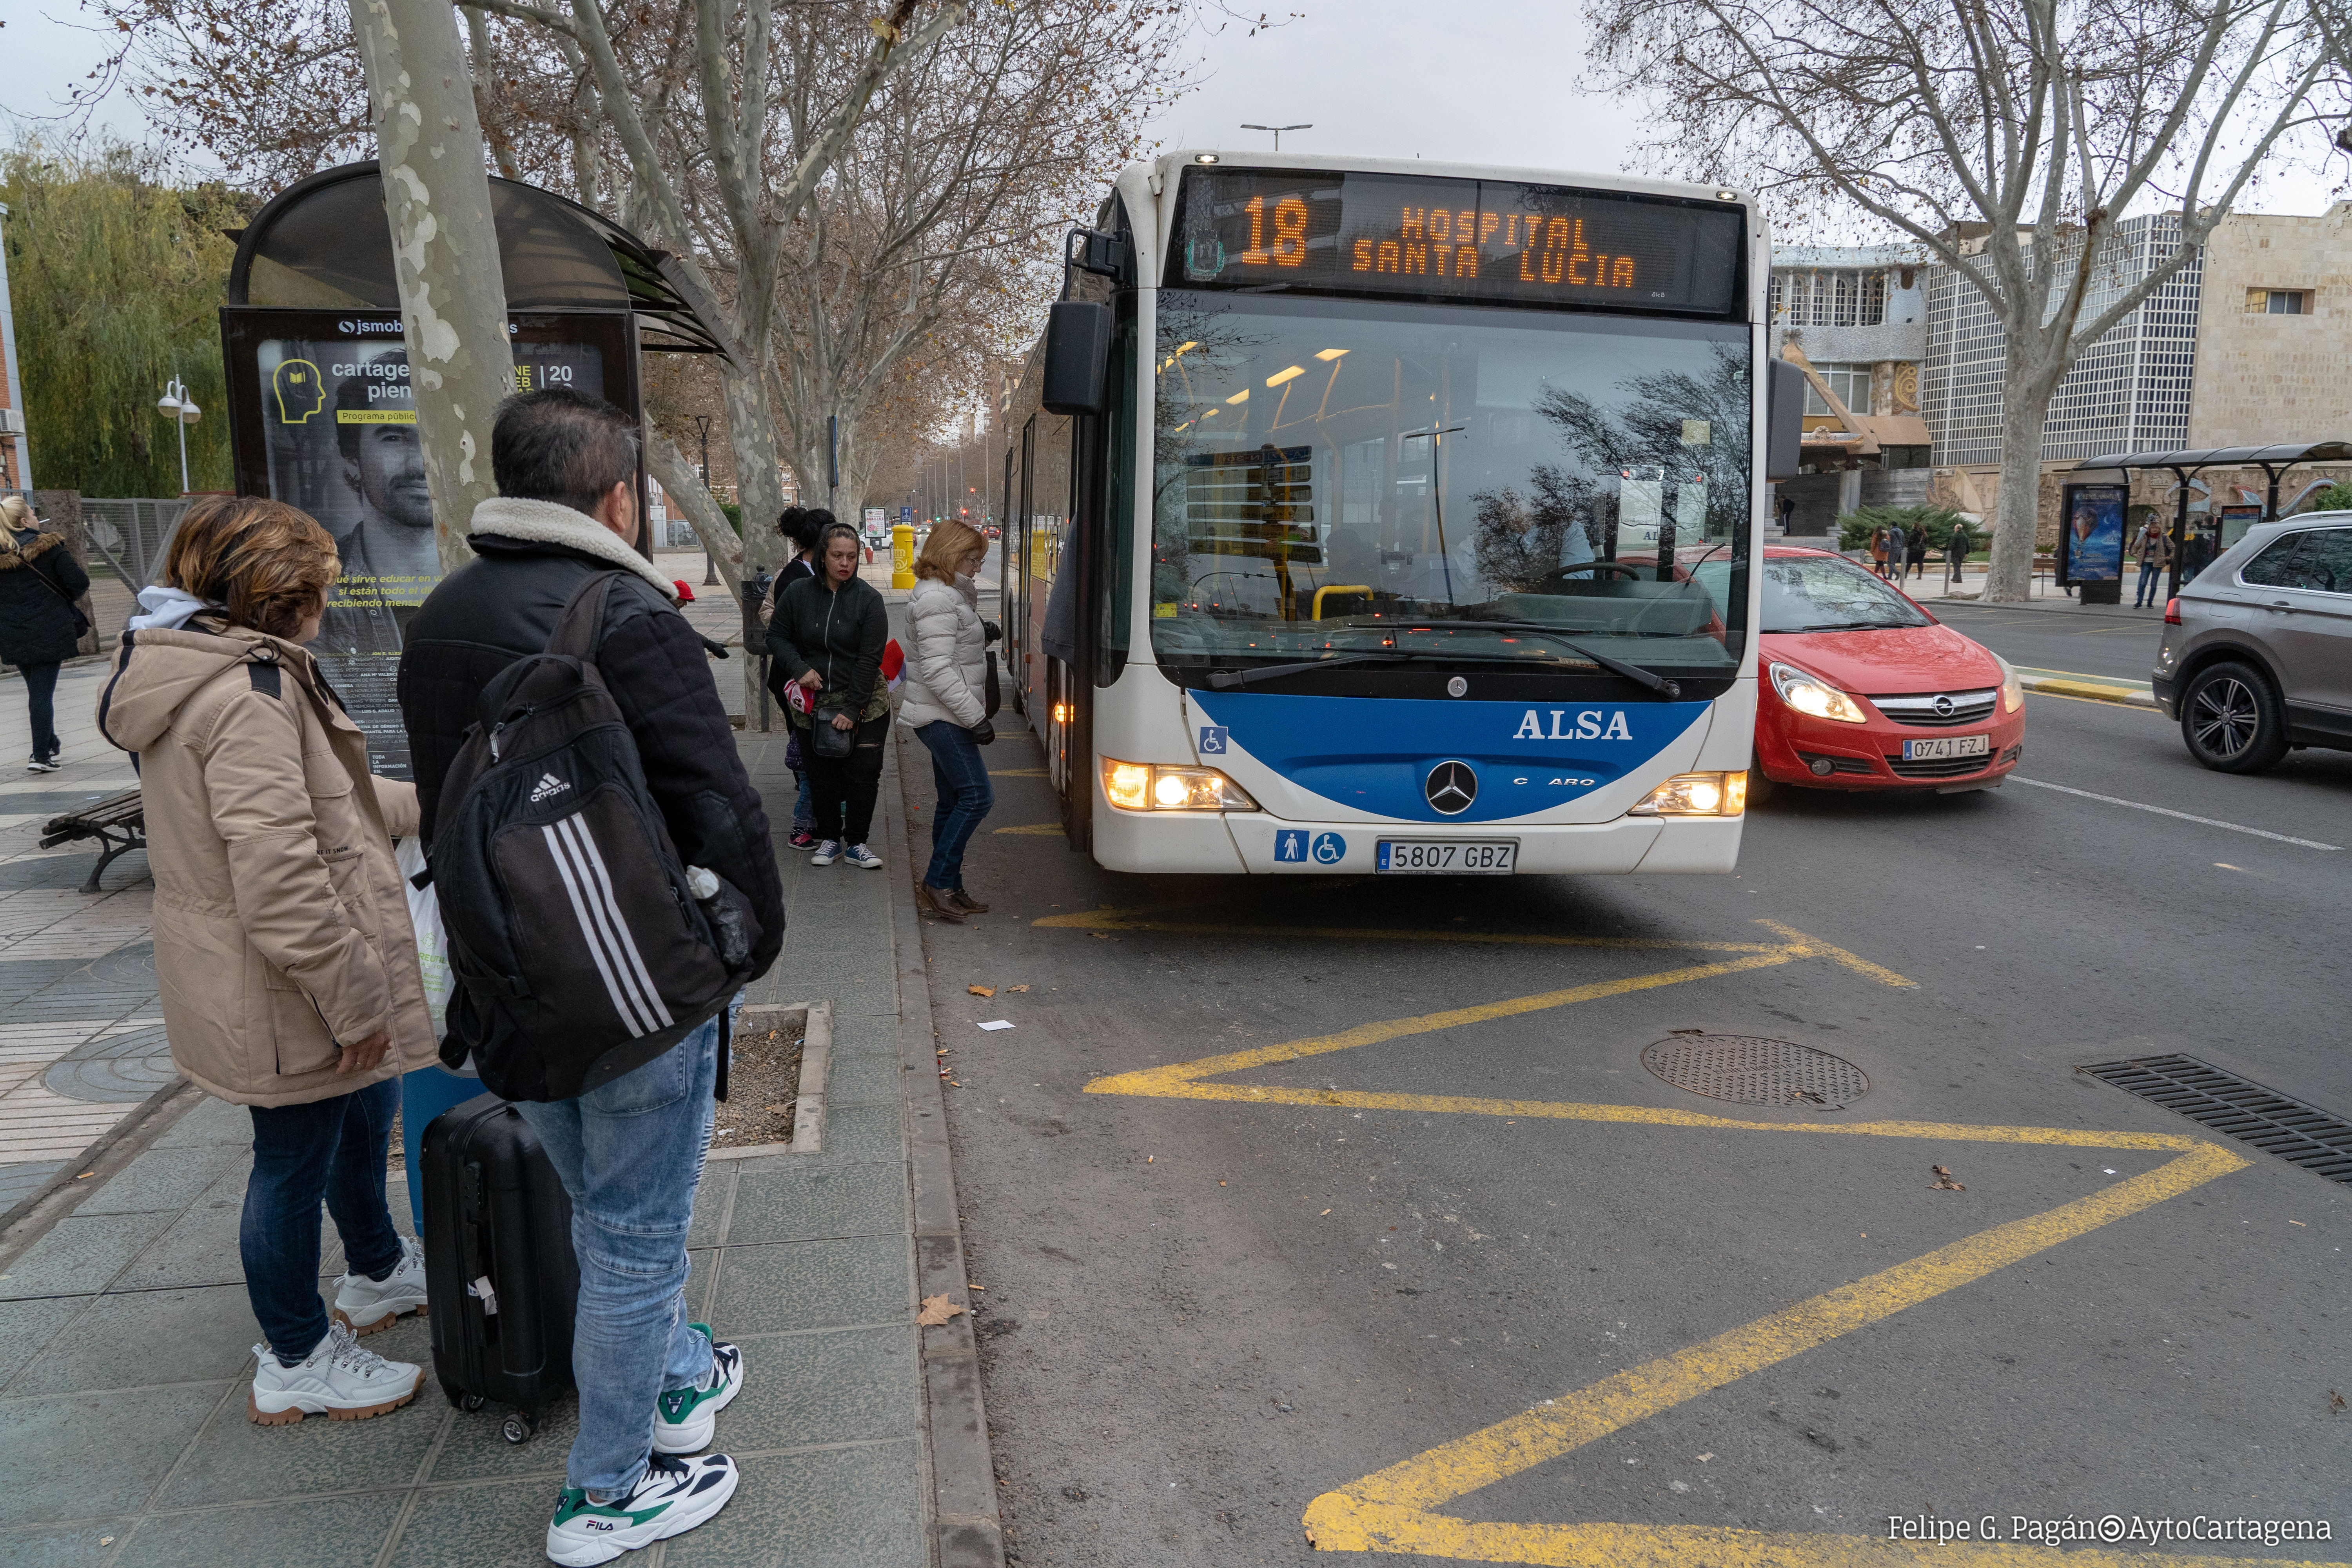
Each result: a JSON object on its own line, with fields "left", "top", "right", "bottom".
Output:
{"left": 2063, "top": 484, "right": 2126, "bottom": 583}
{"left": 255, "top": 331, "right": 605, "bottom": 775}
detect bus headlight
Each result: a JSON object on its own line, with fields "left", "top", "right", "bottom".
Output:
{"left": 1769, "top": 662, "right": 1868, "bottom": 723}
{"left": 1630, "top": 771, "right": 1747, "bottom": 816}
{"left": 1102, "top": 759, "right": 1259, "bottom": 812}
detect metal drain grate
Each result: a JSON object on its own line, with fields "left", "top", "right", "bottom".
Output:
{"left": 2077, "top": 1054, "right": 2352, "bottom": 1185}
{"left": 1641, "top": 1034, "right": 1869, "bottom": 1108}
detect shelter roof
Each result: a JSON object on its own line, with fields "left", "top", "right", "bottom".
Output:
{"left": 226, "top": 162, "right": 724, "bottom": 356}
{"left": 2071, "top": 442, "right": 2352, "bottom": 472}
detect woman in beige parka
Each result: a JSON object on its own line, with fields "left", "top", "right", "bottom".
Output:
{"left": 98, "top": 497, "right": 439, "bottom": 1427}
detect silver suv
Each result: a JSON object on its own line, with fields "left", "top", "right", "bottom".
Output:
{"left": 2153, "top": 514, "right": 2352, "bottom": 773}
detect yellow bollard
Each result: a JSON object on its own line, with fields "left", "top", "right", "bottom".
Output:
{"left": 891, "top": 523, "right": 916, "bottom": 590}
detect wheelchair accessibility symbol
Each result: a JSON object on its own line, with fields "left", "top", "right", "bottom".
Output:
{"left": 1311, "top": 831, "right": 1347, "bottom": 865}
{"left": 1198, "top": 725, "right": 1230, "bottom": 755}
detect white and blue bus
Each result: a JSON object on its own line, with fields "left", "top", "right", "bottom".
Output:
{"left": 1000, "top": 152, "right": 1800, "bottom": 877}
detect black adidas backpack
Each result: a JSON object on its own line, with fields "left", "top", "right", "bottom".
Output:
{"left": 429, "top": 572, "right": 759, "bottom": 1101}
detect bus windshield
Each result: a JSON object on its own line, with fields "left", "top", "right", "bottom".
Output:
{"left": 1148, "top": 291, "right": 1751, "bottom": 680}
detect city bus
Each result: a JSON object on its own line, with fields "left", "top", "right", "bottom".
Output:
{"left": 1000, "top": 151, "right": 1800, "bottom": 876}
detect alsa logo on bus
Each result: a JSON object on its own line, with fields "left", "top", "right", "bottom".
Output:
{"left": 1512, "top": 708, "right": 1635, "bottom": 742}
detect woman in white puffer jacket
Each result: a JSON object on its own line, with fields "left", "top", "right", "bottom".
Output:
{"left": 899, "top": 519, "right": 998, "bottom": 922}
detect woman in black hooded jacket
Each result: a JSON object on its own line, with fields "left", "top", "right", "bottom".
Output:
{"left": 767, "top": 523, "right": 889, "bottom": 867}
{"left": 0, "top": 496, "right": 92, "bottom": 771}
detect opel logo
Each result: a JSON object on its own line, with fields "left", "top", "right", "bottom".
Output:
{"left": 1932, "top": 693, "right": 1955, "bottom": 718}
{"left": 1425, "top": 761, "right": 1477, "bottom": 815}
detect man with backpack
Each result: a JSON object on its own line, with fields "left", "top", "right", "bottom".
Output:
{"left": 398, "top": 388, "right": 784, "bottom": 1565}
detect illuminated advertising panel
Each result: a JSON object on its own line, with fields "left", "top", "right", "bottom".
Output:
{"left": 223, "top": 308, "right": 639, "bottom": 775}
{"left": 1169, "top": 168, "right": 1745, "bottom": 317}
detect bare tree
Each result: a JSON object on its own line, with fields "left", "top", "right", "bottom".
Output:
{"left": 350, "top": 0, "right": 516, "bottom": 568}
{"left": 1586, "top": 0, "right": 2343, "bottom": 600}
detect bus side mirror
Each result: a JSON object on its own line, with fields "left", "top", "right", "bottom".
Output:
{"left": 1042, "top": 301, "right": 1111, "bottom": 416}
{"left": 1765, "top": 360, "right": 1804, "bottom": 482}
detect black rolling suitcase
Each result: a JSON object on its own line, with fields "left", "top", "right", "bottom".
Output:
{"left": 421, "top": 1093, "right": 579, "bottom": 1445}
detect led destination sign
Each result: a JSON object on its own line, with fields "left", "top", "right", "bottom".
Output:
{"left": 1171, "top": 168, "right": 1745, "bottom": 316}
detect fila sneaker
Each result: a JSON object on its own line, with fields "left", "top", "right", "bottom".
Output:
{"left": 333, "top": 1234, "right": 429, "bottom": 1335}
{"left": 808, "top": 840, "right": 839, "bottom": 866}
{"left": 248, "top": 1321, "right": 423, "bottom": 1425}
{"left": 545, "top": 1452, "right": 739, "bottom": 1566}
{"left": 842, "top": 843, "right": 884, "bottom": 870}
{"left": 652, "top": 1327, "right": 744, "bottom": 1454}
{"left": 530, "top": 772, "right": 572, "bottom": 803}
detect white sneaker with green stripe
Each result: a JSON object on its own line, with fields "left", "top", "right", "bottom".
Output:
{"left": 545, "top": 1451, "right": 737, "bottom": 1566}
{"left": 652, "top": 1325, "right": 743, "bottom": 1455}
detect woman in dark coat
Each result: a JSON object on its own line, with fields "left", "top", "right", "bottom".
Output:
{"left": 766, "top": 522, "right": 890, "bottom": 868}
{"left": 0, "top": 495, "right": 93, "bottom": 771}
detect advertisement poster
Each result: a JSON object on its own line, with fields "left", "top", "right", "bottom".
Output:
{"left": 2061, "top": 483, "right": 2126, "bottom": 584}
{"left": 252, "top": 332, "right": 604, "bottom": 775}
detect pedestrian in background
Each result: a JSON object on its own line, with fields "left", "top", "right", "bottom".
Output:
{"left": 1868, "top": 522, "right": 1891, "bottom": 579}
{"left": 758, "top": 508, "right": 827, "bottom": 848}
{"left": 399, "top": 389, "right": 783, "bottom": 1564}
{"left": 1945, "top": 517, "right": 1973, "bottom": 584}
{"left": 769, "top": 521, "right": 889, "bottom": 870}
{"left": 900, "top": 518, "right": 996, "bottom": 922}
{"left": 1905, "top": 522, "right": 1928, "bottom": 580}
{"left": 95, "top": 496, "right": 437, "bottom": 1425}
{"left": 0, "top": 494, "right": 91, "bottom": 772}
{"left": 2132, "top": 515, "right": 2169, "bottom": 608}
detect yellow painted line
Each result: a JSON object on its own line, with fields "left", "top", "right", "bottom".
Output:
{"left": 1754, "top": 920, "right": 1917, "bottom": 987}
{"left": 1302, "top": 1516, "right": 2343, "bottom": 1567}
{"left": 1305, "top": 1142, "right": 2259, "bottom": 1561}
{"left": 1038, "top": 907, "right": 1788, "bottom": 954}
{"left": 993, "top": 823, "right": 1065, "bottom": 835}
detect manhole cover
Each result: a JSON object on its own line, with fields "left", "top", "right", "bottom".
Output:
{"left": 1641, "top": 1034, "right": 1869, "bottom": 1107}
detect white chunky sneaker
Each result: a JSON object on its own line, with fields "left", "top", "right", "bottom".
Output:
{"left": 809, "top": 840, "right": 840, "bottom": 866}
{"left": 333, "top": 1234, "right": 429, "bottom": 1335}
{"left": 249, "top": 1321, "right": 423, "bottom": 1425}
{"left": 842, "top": 843, "right": 883, "bottom": 869}
{"left": 652, "top": 1327, "right": 744, "bottom": 1455}
{"left": 545, "top": 1452, "right": 739, "bottom": 1566}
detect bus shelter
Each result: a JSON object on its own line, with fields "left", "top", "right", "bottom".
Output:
{"left": 217, "top": 162, "right": 724, "bottom": 774}
{"left": 2069, "top": 442, "right": 2352, "bottom": 604}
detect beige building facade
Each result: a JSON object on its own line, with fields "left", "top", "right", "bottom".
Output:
{"left": 2187, "top": 202, "right": 2352, "bottom": 450}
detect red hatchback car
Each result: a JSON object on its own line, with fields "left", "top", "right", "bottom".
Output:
{"left": 1702, "top": 546, "right": 2026, "bottom": 798}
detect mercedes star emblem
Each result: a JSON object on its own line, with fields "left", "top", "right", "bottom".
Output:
{"left": 1425, "top": 760, "right": 1477, "bottom": 815}
{"left": 1932, "top": 693, "right": 1955, "bottom": 718}
{"left": 1446, "top": 675, "right": 1469, "bottom": 698}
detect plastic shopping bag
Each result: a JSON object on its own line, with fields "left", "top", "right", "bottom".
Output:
{"left": 396, "top": 837, "right": 456, "bottom": 1044}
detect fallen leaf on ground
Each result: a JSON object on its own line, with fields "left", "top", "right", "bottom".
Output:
{"left": 968, "top": 985, "right": 996, "bottom": 997}
{"left": 2329, "top": 1390, "right": 2346, "bottom": 1414}
{"left": 764, "top": 1103, "right": 788, "bottom": 1113}
{"left": 1929, "top": 1165, "right": 1966, "bottom": 1191}
{"left": 1320, "top": 1208, "right": 1332, "bottom": 1216}
{"left": 1005, "top": 984, "right": 1030, "bottom": 993}
{"left": 917, "top": 1294, "right": 965, "bottom": 1326}
{"left": 1697, "top": 1453, "right": 1714, "bottom": 1463}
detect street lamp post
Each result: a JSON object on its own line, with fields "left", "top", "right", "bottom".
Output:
{"left": 693, "top": 413, "right": 717, "bottom": 584}
{"left": 1241, "top": 122, "right": 1312, "bottom": 151}
{"left": 156, "top": 377, "right": 201, "bottom": 495}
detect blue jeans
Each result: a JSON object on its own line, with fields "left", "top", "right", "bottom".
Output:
{"left": 916, "top": 721, "right": 993, "bottom": 890}
{"left": 242, "top": 1077, "right": 404, "bottom": 1363}
{"left": 2136, "top": 560, "right": 2161, "bottom": 606}
{"left": 516, "top": 1014, "right": 724, "bottom": 1497}
{"left": 19, "top": 661, "right": 60, "bottom": 761}
{"left": 793, "top": 770, "right": 813, "bottom": 831}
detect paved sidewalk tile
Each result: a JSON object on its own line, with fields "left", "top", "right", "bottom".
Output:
{"left": 0, "top": 719, "right": 933, "bottom": 1562}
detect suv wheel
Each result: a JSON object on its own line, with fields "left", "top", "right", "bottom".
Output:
{"left": 2180, "top": 661, "right": 2289, "bottom": 774}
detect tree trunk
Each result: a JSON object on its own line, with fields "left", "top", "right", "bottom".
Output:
{"left": 722, "top": 365, "right": 789, "bottom": 577}
{"left": 350, "top": 0, "right": 515, "bottom": 574}
{"left": 1982, "top": 348, "right": 2063, "bottom": 604}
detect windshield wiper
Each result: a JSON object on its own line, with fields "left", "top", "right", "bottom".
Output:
{"left": 1407, "top": 620, "right": 1684, "bottom": 698}
{"left": 1205, "top": 623, "right": 1681, "bottom": 698}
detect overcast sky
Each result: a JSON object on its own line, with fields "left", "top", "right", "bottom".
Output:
{"left": 8, "top": 0, "right": 2345, "bottom": 223}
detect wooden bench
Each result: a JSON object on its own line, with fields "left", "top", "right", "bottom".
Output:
{"left": 40, "top": 788, "right": 147, "bottom": 894}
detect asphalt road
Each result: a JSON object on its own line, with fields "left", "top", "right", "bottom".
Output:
{"left": 1930, "top": 600, "right": 2167, "bottom": 684}
{"left": 907, "top": 679, "right": 2352, "bottom": 1568}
